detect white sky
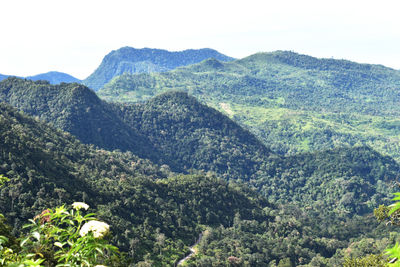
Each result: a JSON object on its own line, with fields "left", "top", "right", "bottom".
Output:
{"left": 1, "top": 0, "right": 399, "bottom": 79}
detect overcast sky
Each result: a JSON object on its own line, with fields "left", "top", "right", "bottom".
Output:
{"left": 1, "top": 0, "right": 399, "bottom": 79}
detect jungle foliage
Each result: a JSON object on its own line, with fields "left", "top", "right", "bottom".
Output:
{"left": 83, "top": 47, "right": 234, "bottom": 90}
{"left": 1, "top": 68, "right": 400, "bottom": 265}
{"left": 97, "top": 51, "right": 400, "bottom": 163}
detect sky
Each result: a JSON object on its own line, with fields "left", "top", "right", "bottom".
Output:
{"left": 1, "top": 0, "right": 399, "bottom": 79}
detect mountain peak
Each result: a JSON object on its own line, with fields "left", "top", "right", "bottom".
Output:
{"left": 83, "top": 47, "right": 235, "bottom": 90}
{"left": 26, "top": 71, "right": 80, "bottom": 83}
{"left": 202, "top": 58, "right": 225, "bottom": 69}
{"left": 0, "top": 71, "right": 80, "bottom": 84}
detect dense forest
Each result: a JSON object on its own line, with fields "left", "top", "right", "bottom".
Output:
{"left": 97, "top": 51, "right": 400, "bottom": 163}
{"left": 0, "top": 77, "right": 167, "bottom": 165}
{"left": 0, "top": 102, "right": 275, "bottom": 265}
{"left": 1, "top": 102, "right": 398, "bottom": 266}
{"left": 1, "top": 76, "right": 400, "bottom": 265}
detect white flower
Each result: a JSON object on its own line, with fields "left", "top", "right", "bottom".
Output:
{"left": 72, "top": 202, "right": 89, "bottom": 211}
{"left": 80, "top": 220, "right": 110, "bottom": 239}
{"left": 94, "top": 265, "right": 107, "bottom": 267}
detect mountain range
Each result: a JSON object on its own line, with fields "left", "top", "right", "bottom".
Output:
{"left": 1, "top": 76, "right": 398, "bottom": 213}
{"left": 83, "top": 47, "right": 235, "bottom": 90}
{"left": 1, "top": 48, "right": 399, "bottom": 265}
{"left": 97, "top": 51, "right": 400, "bottom": 163}
{"left": 1, "top": 77, "right": 398, "bottom": 265}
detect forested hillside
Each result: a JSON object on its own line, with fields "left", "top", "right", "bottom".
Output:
{"left": 84, "top": 47, "right": 235, "bottom": 90}
{"left": 0, "top": 77, "right": 165, "bottom": 165}
{"left": 0, "top": 102, "right": 275, "bottom": 265}
{"left": 97, "top": 51, "right": 400, "bottom": 162}
{"left": 1, "top": 77, "right": 398, "bottom": 214}
{"left": 113, "top": 91, "right": 273, "bottom": 180}
{"left": 0, "top": 78, "right": 275, "bottom": 177}
{"left": 1, "top": 102, "right": 398, "bottom": 266}
{"left": 1, "top": 77, "right": 400, "bottom": 265}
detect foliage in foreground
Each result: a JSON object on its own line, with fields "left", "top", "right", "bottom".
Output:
{"left": 0, "top": 202, "right": 121, "bottom": 266}
{"left": 373, "top": 192, "right": 400, "bottom": 267}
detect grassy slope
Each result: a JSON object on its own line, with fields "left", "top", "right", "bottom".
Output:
{"left": 97, "top": 51, "right": 400, "bottom": 161}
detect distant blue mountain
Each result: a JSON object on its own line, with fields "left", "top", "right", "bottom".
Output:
{"left": 26, "top": 71, "right": 80, "bottom": 84}
{"left": 0, "top": 71, "right": 80, "bottom": 84}
{"left": 83, "top": 47, "right": 235, "bottom": 90}
{"left": 0, "top": 74, "right": 10, "bottom": 81}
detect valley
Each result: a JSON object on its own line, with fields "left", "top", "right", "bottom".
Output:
{"left": 1, "top": 47, "right": 400, "bottom": 266}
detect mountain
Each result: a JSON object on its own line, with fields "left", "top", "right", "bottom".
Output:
{"left": 0, "top": 72, "right": 80, "bottom": 84}
{"left": 1, "top": 77, "right": 399, "bottom": 215}
{"left": 97, "top": 51, "right": 400, "bottom": 162}
{"left": 0, "top": 77, "right": 272, "bottom": 177}
{"left": 0, "top": 77, "right": 170, "bottom": 166}
{"left": 113, "top": 91, "right": 273, "bottom": 180}
{"left": 0, "top": 74, "right": 8, "bottom": 81}
{"left": 83, "top": 47, "right": 235, "bottom": 90}
{"left": 1, "top": 102, "right": 398, "bottom": 266}
{"left": 26, "top": 71, "right": 81, "bottom": 84}
{"left": 0, "top": 102, "right": 274, "bottom": 265}
{"left": 1, "top": 78, "right": 400, "bottom": 264}
{"left": 100, "top": 50, "right": 400, "bottom": 115}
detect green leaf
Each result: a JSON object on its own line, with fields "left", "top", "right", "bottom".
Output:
{"left": 389, "top": 202, "right": 400, "bottom": 216}
{"left": 392, "top": 193, "right": 400, "bottom": 201}
{"left": 20, "top": 237, "right": 30, "bottom": 247}
{"left": 95, "top": 247, "right": 104, "bottom": 255}
{"left": 23, "top": 220, "right": 36, "bottom": 229}
{"left": 0, "top": 235, "right": 9, "bottom": 245}
{"left": 83, "top": 213, "right": 97, "bottom": 218}
{"left": 54, "top": 241, "right": 64, "bottom": 248}
{"left": 23, "top": 258, "right": 45, "bottom": 266}
{"left": 386, "top": 242, "right": 400, "bottom": 260}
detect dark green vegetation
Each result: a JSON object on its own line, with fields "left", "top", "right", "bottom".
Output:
{"left": 83, "top": 47, "right": 235, "bottom": 90}
{"left": 1, "top": 102, "right": 398, "bottom": 266}
{"left": 0, "top": 77, "right": 165, "bottom": 165}
{"left": 1, "top": 77, "right": 400, "bottom": 265}
{"left": 0, "top": 78, "right": 271, "bottom": 176}
{"left": 98, "top": 51, "right": 400, "bottom": 163}
{"left": 112, "top": 91, "right": 272, "bottom": 180}
{"left": 26, "top": 71, "right": 81, "bottom": 84}
{"left": 0, "top": 102, "right": 272, "bottom": 265}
